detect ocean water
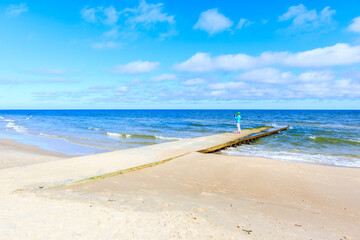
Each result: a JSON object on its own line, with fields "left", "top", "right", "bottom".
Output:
{"left": 0, "top": 110, "right": 359, "bottom": 167}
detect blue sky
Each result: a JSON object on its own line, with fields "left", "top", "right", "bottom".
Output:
{"left": 0, "top": 0, "right": 360, "bottom": 109}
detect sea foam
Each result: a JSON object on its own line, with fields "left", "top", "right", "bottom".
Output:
{"left": 4, "top": 118, "right": 28, "bottom": 134}
{"left": 106, "top": 132, "right": 131, "bottom": 138}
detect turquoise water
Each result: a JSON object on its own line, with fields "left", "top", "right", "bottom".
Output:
{"left": 0, "top": 110, "right": 359, "bottom": 167}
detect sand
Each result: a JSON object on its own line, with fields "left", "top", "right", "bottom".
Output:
{"left": 0, "top": 136, "right": 359, "bottom": 239}
{"left": 0, "top": 138, "right": 69, "bottom": 169}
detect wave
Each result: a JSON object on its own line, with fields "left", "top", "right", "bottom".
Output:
{"left": 88, "top": 127, "right": 104, "bottom": 131}
{"left": 40, "top": 132, "right": 62, "bottom": 138}
{"left": 40, "top": 132, "right": 110, "bottom": 143}
{"left": 39, "top": 132, "right": 115, "bottom": 151}
{"left": 308, "top": 136, "right": 360, "bottom": 145}
{"left": 271, "top": 123, "right": 280, "bottom": 128}
{"left": 223, "top": 145, "right": 360, "bottom": 167}
{"left": 105, "top": 132, "right": 183, "bottom": 141}
{"left": 270, "top": 123, "right": 292, "bottom": 129}
{"left": 155, "top": 135, "right": 183, "bottom": 141}
{"left": 106, "top": 132, "right": 131, "bottom": 138}
{"left": 290, "top": 122, "right": 360, "bottom": 130}
{"left": 2, "top": 118, "right": 28, "bottom": 134}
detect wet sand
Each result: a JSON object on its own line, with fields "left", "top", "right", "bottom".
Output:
{"left": 0, "top": 138, "right": 69, "bottom": 169}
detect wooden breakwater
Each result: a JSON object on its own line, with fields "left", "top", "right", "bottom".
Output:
{"left": 1, "top": 126, "right": 289, "bottom": 191}
{"left": 198, "top": 126, "right": 290, "bottom": 153}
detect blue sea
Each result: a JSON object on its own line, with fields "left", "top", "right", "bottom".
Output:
{"left": 0, "top": 110, "right": 359, "bottom": 167}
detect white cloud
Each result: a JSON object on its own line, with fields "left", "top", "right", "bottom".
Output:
{"left": 347, "top": 16, "right": 360, "bottom": 33}
{"left": 334, "top": 79, "right": 351, "bottom": 89}
{"left": 236, "top": 68, "right": 294, "bottom": 84}
{"left": 126, "top": 0, "right": 175, "bottom": 26}
{"left": 197, "top": 69, "right": 360, "bottom": 100}
{"left": 81, "top": 7, "right": 98, "bottom": 23}
{"left": 149, "top": 74, "right": 176, "bottom": 82}
{"left": 215, "top": 54, "right": 257, "bottom": 70}
{"left": 174, "top": 43, "right": 360, "bottom": 72}
{"left": 298, "top": 70, "right": 335, "bottom": 82}
{"left": 294, "top": 78, "right": 360, "bottom": 98}
{"left": 279, "top": 4, "right": 315, "bottom": 23}
{"left": 237, "top": 19, "right": 253, "bottom": 29}
{"left": 91, "top": 41, "right": 122, "bottom": 49}
{"left": 278, "top": 4, "right": 335, "bottom": 31}
{"left": 6, "top": 3, "right": 28, "bottom": 17}
{"left": 208, "top": 81, "right": 247, "bottom": 90}
{"left": 81, "top": 1, "right": 175, "bottom": 43}
{"left": 193, "top": 9, "right": 233, "bottom": 35}
{"left": 160, "top": 65, "right": 360, "bottom": 101}
{"left": 182, "top": 78, "right": 206, "bottom": 85}
{"left": 86, "top": 86, "right": 114, "bottom": 93}
{"left": 112, "top": 60, "right": 159, "bottom": 74}
{"left": 283, "top": 43, "right": 360, "bottom": 67}
{"left": 116, "top": 87, "right": 128, "bottom": 92}
{"left": 103, "top": 6, "right": 119, "bottom": 25}
{"left": 319, "top": 7, "right": 335, "bottom": 23}
{"left": 173, "top": 53, "right": 213, "bottom": 72}
{"left": 207, "top": 90, "right": 227, "bottom": 97}
{"left": 81, "top": 6, "right": 119, "bottom": 25}
{"left": 173, "top": 52, "right": 256, "bottom": 72}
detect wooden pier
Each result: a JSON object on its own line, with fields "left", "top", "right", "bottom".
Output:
{"left": 0, "top": 126, "right": 290, "bottom": 190}
{"left": 198, "top": 126, "right": 290, "bottom": 153}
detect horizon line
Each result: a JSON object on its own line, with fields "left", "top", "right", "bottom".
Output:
{"left": 0, "top": 108, "right": 359, "bottom": 111}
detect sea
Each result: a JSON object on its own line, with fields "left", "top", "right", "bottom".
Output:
{"left": 0, "top": 110, "right": 359, "bottom": 167}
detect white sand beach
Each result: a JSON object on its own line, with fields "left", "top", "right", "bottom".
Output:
{"left": 0, "top": 138, "right": 69, "bottom": 169}
{"left": 3, "top": 1, "right": 360, "bottom": 239}
{"left": 0, "top": 130, "right": 359, "bottom": 239}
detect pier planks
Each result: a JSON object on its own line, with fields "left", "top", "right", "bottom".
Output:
{"left": 198, "top": 126, "right": 290, "bottom": 154}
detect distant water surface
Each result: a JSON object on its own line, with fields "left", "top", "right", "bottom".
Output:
{"left": 0, "top": 110, "right": 359, "bottom": 167}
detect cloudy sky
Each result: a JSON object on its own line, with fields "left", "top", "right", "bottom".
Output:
{"left": 1, "top": 0, "right": 360, "bottom": 109}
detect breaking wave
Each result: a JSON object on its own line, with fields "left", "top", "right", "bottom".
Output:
{"left": 88, "top": 127, "right": 103, "bottom": 131}
{"left": 223, "top": 146, "right": 360, "bottom": 167}
{"left": 308, "top": 136, "right": 360, "bottom": 145}
{"left": 1, "top": 117, "right": 29, "bottom": 134}
{"left": 105, "top": 132, "right": 131, "bottom": 138}
{"left": 105, "top": 132, "right": 183, "bottom": 141}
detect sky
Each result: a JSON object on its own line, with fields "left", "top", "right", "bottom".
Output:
{"left": 0, "top": 0, "right": 360, "bottom": 109}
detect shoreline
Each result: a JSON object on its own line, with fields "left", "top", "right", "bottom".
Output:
{"left": 2, "top": 129, "right": 359, "bottom": 169}
{"left": 0, "top": 129, "right": 359, "bottom": 239}
{"left": 0, "top": 138, "right": 70, "bottom": 169}
{"left": 1, "top": 109, "right": 359, "bottom": 167}
{"left": 1, "top": 132, "right": 358, "bottom": 172}
{"left": 223, "top": 151, "right": 360, "bottom": 169}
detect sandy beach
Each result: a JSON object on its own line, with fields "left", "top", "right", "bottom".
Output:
{"left": 0, "top": 132, "right": 359, "bottom": 239}
{"left": 0, "top": 138, "right": 69, "bottom": 169}
{"left": 3, "top": 0, "right": 360, "bottom": 238}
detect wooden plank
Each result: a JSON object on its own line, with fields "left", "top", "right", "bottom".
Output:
{"left": 198, "top": 126, "right": 290, "bottom": 153}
